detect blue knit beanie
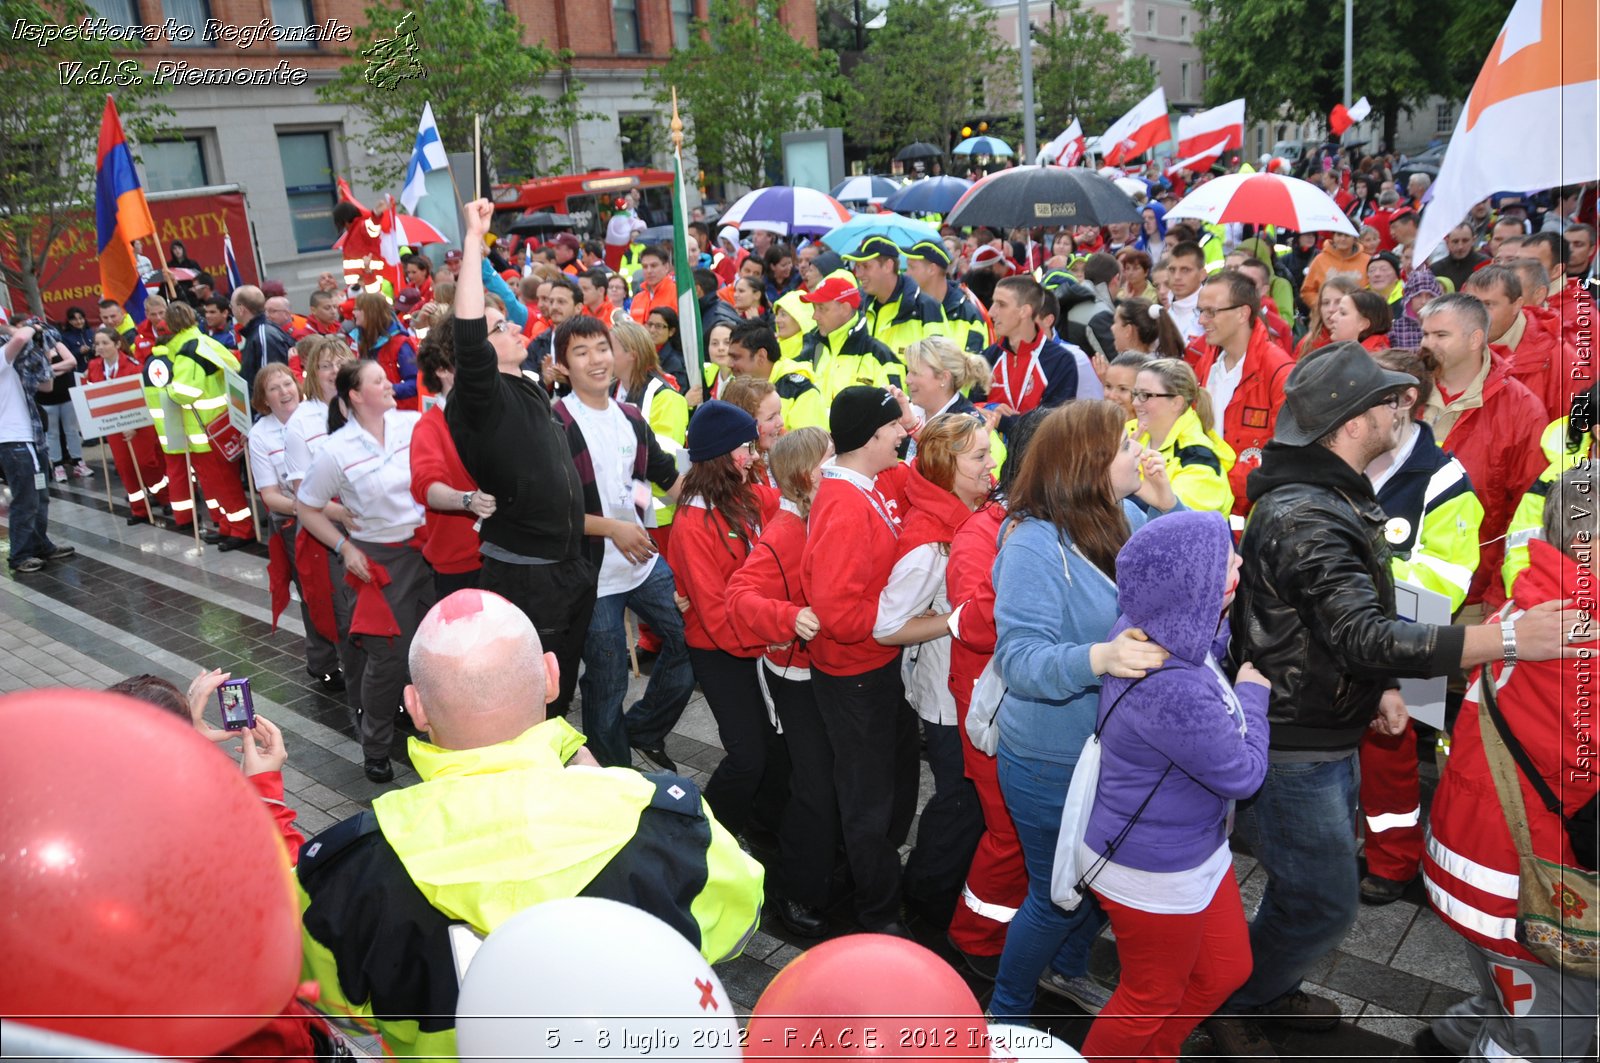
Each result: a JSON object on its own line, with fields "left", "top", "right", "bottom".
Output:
{"left": 686, "top": 399, "right": 758, "bottom": 462}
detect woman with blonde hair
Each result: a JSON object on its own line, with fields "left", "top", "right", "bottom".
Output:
{"left": 726, "top": 426, "right": 838, "bottom": 936}
{"left": 901, "top": 335, "right": 1007, "bottom": 467}
{"left": 1296, "top": 273, "right": 1362, "bottom": 359}
{"left": 722, "top": 375, "right": 783, "bottom": 487}
{"left": 610, "top": 319, "right": 690, "bottom": 550}
{"left": 1130, "top": 357, "right": 1235, "bottom": 516}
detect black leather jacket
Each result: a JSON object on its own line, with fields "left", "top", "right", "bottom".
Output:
{"left": 1228, "top": 442, "right": 1465, "bottom": 752}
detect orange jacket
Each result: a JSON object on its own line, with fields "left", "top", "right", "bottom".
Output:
{"left": 1299, "top": 240, "right": 1370, "bottom": 308}
{"left": 629, "top": 277, "right": 679, "bottom": 325}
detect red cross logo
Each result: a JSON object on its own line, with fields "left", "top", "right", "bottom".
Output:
{"left": 1490, "top": 963, "right": 1535, "bottom": 1017}
{"left": 695, "top": 977, "right": 719, "bottom": 1011}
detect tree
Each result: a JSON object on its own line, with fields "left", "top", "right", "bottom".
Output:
{"left": 650, "top": 0, "right": 847, "bottom": 190}
{"left": 847, "top": 0, "right": 1010, "bottom": 168}
{"left": 1192, "top": 0, "right": 1514, "bottom": 150}
{"left": 0, "top": 0, "right": 170, "bottom": 315}
{"left": 318, "top": 0, "right": 585, "bottom": 187}
{"left": 1032, "top": 0, "right": 1157, "bottom": 136}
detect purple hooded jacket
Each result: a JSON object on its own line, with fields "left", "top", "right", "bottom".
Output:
{"left": 1083, "top": 511, "right": 1269, "bottom": 874}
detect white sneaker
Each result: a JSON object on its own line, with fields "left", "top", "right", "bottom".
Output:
{"left": 72, "top": 460, "right": 93, "bottom": 478}
{"left": 51, "top": 465, "right": 67, "bottom": 483}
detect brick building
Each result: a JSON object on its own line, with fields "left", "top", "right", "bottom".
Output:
{"left": 86, "top": 0, "right": 816, "bottom": 304}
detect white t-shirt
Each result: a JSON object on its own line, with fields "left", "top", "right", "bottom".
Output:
{"left": 875, "top": 542, "right": 955, "bottom": 726}
{"left": 562, "top": 394, "right": 656, "bottom": 598}
{"left": 0, "top": 353, "right": 36, "bottom": 445}
{"left": 247, "top": 412, "right": 293, "bottom": 493}
{"left": 1205, "top": 349, "right": 1247, "bottom": 424}
{"left": 297, "top": 409, "right": 425, "bottom": 544}
{"left": 282, "top": 397, "right": 330, "bottom": 487}
{"left": 1169, "top": 289, "right": 1202, "bottom": 341}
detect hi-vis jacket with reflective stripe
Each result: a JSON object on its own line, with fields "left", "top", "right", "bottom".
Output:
{"left": 142, "top": 326, "right": 240, "bottom": 453}
{"left": 1374, "top": 420, "right": 1484, "bottom": 613}
{"left": 1502, "top": 416, "right": 1592, "bottom": 600}
{"left": 296, "top": 718, "right": 764, "bottom": 1062}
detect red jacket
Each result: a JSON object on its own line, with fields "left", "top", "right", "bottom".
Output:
{"left": 409, "top": 405, "right": 481, "bottom": 575}
{"left": 669, "top": 486, "right": 781, "bottom": 654}
{"left": 1502, "top": 305, "right": 1585, "bottom": 422}
{"left": 1436, "top": 355, "right": 1549, "bottom": 608}
{"left": 801, "top": 469, "right": 905, "bottom": 676}
{"left": 1423, "top": 540, "right": 1596, "bottom": 962}
{"left": 947, "top": 502, "right": 1005, "bottom": 715}
{"left": 1547, "top": 277, "right": 1595, "bottom": 361}
{"left": 726, "top": 507, "right": 812, "bottom": 670}
{"left": 85, "top": 349, "right": 143, "bottom": 383}
{"left": 1189, "top": 319, "right": 1295, "bottom": 518}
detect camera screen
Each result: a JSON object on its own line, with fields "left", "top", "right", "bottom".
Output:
{"left": 220, "top": 686, "right": 248, "bottom": 724}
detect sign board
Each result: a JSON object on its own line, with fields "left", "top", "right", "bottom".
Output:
{"left": 69, "top": 375, "right": 152, "bottom": 436}
{"left": 782, "top": 129, "right": 844, "bottom": 194}
{"left": 1394, "top": 578, "right": 1453, "bottom": 730}
{"left": 223, "top": 368, "right": 251, "bottom": 438}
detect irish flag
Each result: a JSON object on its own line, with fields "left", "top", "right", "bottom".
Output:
{"left": 670, "top": 93, "right": 702, "bottom": 392}
{"left": 1413, "top": 0, "right": 1597, "bottom": 268}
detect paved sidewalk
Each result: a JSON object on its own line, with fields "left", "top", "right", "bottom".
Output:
{"left": 3, "top": 462, "right": 1482, "bottom": 1058}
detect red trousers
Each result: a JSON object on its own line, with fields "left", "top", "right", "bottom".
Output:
{"left": 1358, "top": 719, "right": 1423, "bottom": 881}
{"left": 946, "top": 661, "right": 1028, "bottom": 956}
{"left": 161, "top": 451, "right": 196, "bottom": 526}
{"left": 107, "top": 428, "right": 169, "bottom": 518}
{"left": 1082, "top": 872, "right": 1253, "bottom": 1063}
{"left": 190, "top": 446, "right": 254, "bottom": 540}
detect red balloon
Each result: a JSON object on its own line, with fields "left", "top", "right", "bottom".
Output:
{"left": 746, "top": 934, "right": 986, "bottom": 1060}
{"left": 0, "top": 690, "right": 302, "bottom": 1056}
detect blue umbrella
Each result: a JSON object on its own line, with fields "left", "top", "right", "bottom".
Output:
{"left": 882, "top": 175, "right": 973, "bottom": 216}
{"left": 819, "top": 213, "right": 943, "bottom": 258}
{"left": 830, "top": 175, "right": 902, "bottom": 204}
{"left": 953, "top": 135, "right": 1014, "bottom": 157}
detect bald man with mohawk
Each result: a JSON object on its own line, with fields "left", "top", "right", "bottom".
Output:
{"left": 295, "top": 590, "right": 764, "bottom": 1061}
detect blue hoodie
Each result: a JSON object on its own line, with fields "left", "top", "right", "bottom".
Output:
{"left": 1084, "top": 511, "right": 1269, "bottom": 873}
{"left": 1132, "top": 202, "right": 1167, "bottom": 254}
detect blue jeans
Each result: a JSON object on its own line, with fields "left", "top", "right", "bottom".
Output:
{"left": 989, "top": 741, "right": 1109, "bottom": 1022}
{"left": 579, "top": 559, "right": 695, "bottom": 768}
{"left": 1, "top": 442, "right": 56, "bottom": 567}
{"left": 1223, "top": 752, "right": 1360, "bottom": 1012}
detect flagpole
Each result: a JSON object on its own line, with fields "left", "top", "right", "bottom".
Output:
{"left": 669, "top": 89, "right": 703, "bottom": 395}
{"left": 473, "top": 115, "right": 482, "bottom": 202}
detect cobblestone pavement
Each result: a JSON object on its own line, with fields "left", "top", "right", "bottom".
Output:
{"left": 3, "top": 453, "right": 1478, "bottom": 1059}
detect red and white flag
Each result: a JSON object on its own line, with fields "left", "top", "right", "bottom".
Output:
{"left": 1176, "top": 99, "right": 1244, "bottom": 160}
{"left": 1412, "top": 0, "right": 1597, "bottom": 268}
{"left": 1100, "top": 87, "right": 1170, "bottom": 167}
{"left": 1329, "top": 96, "right": 1372, "bottom": 135}
{"left": 1041, "top": 119, "right": 1085, "bottom": 167}
{"left": 1166, "top": 137, "right": 1231, "bottom": 177}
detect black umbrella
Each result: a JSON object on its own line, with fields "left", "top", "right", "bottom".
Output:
{"left": 506, "top": 211, "right": 575, "bottom": 236}
{"left": 895, "top": 142, "right": 943, "bottom": 162}
{"left": 945, "top": 166, "right": 1143, "bottom": 230}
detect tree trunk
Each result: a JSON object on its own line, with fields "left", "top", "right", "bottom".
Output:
{"left": 1381, "top": 100, "right": 1399, "bottom": 156}
{"left": 17, "top": 237, "right": 45, "bottom": 318}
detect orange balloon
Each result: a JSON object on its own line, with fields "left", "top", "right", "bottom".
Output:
{"left": 745, "top": 934, "right": 985, "bottom": 1059}
{"left": 0, "top": 690, "right": 302, "bottom": 1057}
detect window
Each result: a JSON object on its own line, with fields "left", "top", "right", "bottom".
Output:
{"left": 277, "top": 131, "right": 339, "bottom": 253}
{"left": 82, "top": 0, "right": 138, "bottom": 28}
{"left": 1181, "top": 62, "right": 1191, "bottom": 99}
{"left": 142, "top": 137, "right": 208, "bottom": 193}
{"left": 618, "top": 114, "right": 659, "bottom": 169}
{"left": 1148, "top": 56, "right": 1159, "bottom": 79}
{"left": 613, "top": 0, "right": 640, "bottom": 53}
{"left": 1145, "top": 7, "right": 1155, "bottom": 32}
{"left": 163, "top": 0, "right": 211, "bottom": 45}
{"left": 1436, "top": 101, "right": 1455, "bottom": 133}
{"left": 1180, "top": 14, "right": 1189, "bottom": 38}
{"left": 671, "top": 0, "right": 694, "bottom": 47}
{"left": 272, "top": 0, "right": 316, "bottom": 48}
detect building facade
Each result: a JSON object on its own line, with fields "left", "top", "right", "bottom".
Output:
{"left": 85, "top": 0, "right": 815, "bottom": 306}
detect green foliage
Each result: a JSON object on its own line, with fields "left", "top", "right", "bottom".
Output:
{"left": 650, "top": 0, "right": 847, "bottom": 190}
{"left": 1033, "top": 0, "right": 1157, "bottom": 134}
{"left": 318, "top": 0, "right": 584, "bottom": 187}
{"left": 1193, "top": 0, "right": 1515, "bottom": 143}
{"left": 847, "top": 0, "right": 1010, "bottom": 167}
{"left": 0, "top": 0, "right": 171, "bottom": 313}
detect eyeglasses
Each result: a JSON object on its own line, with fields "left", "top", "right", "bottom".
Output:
{"left": 1197, "top": 304, "right": 1247, "bottom": 319}
{"left": 1131, "top": 390, "right": 1178, "bottom": 403}
{"left": 1373, "top": 394, "right": 1403, "bottom": 411}
{"left": 490, "top": 320, "right": 516, "bottom": 335}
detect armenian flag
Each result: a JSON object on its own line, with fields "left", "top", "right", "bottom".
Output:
{"left": 96, "top": 95, "right": 156, "bottom": 325}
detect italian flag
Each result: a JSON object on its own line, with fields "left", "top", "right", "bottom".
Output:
{"left": 672, "top": 144, "right": 702, "bottom": 392}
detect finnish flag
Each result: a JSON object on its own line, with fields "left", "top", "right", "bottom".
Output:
{"left": 401, "top": 103, "right": 449, "bottom": 214}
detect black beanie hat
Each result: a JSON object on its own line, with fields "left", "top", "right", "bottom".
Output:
{"left": 829, "top": 386, "right": 902, "bottom": 454}
{"left": 686, "top": 399, "right": 758, "bottom": 462}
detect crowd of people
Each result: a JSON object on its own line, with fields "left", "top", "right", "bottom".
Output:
{"left": 3, "top": 154, "right": 1597, "bottom": 1063}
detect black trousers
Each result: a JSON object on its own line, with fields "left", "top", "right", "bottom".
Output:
{"left": 690, "top": 647, "right": 789, "bottom": 836}
{"left": 812, "top": 657, "right": 920, "bottom": 929}
{"left": 767, "top": 664, "right": 841, "bottom": 907}
{"left": 902, "top": 718, "right": 984, "bottom": 928}
{"left": 433, "top": 567, "right": 481, "bottom": 601}
{"left": 479, "top": 556, "right": 596, "bottom": 717}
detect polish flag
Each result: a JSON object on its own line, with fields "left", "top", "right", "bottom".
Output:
{"left": 1166, "top": 137, "right": 1231, "bottom": 177}
{"left": 1176, "top": 99, "right": 1245, "bottom": 161}
{"left": 1041, "top": 119, "right": 1085, "bottom": 167}
{"left": 1412, "top": 0, "right": 1598, "bottom": 268}
{"left": 1100, "top": 87, "right": 1170, "bottom": 166}
{"left": 1329, "top": 96, "right": 1372, "bottom": 135}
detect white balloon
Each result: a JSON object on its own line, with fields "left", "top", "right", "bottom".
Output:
{"left": 986, "top": 1023, "right": 1085, "bottom": 1061}
{"left": 456, "top": 897, "right": 741, "bottom": 1062}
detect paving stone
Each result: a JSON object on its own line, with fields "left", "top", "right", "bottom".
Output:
{"left": 1341, "top": 897, "right": 1422, "bottom": 965}
{"left": 1357, "top": 1003, "right": 1429, "bottom": 1044}
{"left": 766, "top": 944, "right": 803, "bottom": 970}
{"left": 711, "top": 953, "right": 780, "bottom": 1009}
{"left": 741, "top": 929, "right": 785, "bottom": 961}
{"left": 1390, "top": 908, "right": 1482, "bottom": 994}
{"left": 294, "top": 782, "right": 347, "bottom": 813}
{"left": 1320, "top": 952, "right": 1433, "bottom": 1014}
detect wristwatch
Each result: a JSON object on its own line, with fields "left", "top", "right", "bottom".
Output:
{"left": 462, "top": 491, "right": 476, "bottom": 511}
{"left": 1500, "top": 615, "right": 1518, "bottom": 663}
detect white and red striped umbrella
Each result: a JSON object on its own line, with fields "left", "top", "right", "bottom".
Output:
{"left": 1164, "top": 172, "right": 1357, "bottom": 235}
{"left": 395, "top": 213, "right": 449, "bottom": 246}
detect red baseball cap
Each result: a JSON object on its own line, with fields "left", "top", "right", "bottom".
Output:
{"left": 800, "top": 276, "right": 862, "bottom": 308}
